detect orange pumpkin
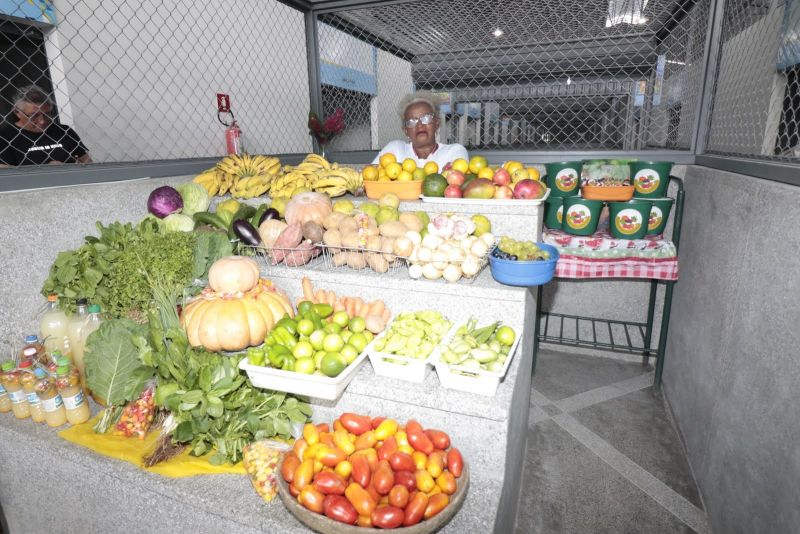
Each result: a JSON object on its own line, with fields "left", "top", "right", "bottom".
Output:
{"left": 285, "top": 192, "right": 333, "bottom": 227}
{"left": 181, "top": 279, "right": 293, "bottom": 352}
{"left": 208, "top": 256, "right": 260, "bottom": 293}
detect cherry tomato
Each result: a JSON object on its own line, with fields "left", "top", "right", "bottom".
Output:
{"left": 345, "top": 482, "right": 377, "bottom": 516}
{"left": 351, "top": 447, "right": 378, "bottom": 472}
{"left": 366, "top": 482, "right": 381, "bottom": 505}
{"left": 394, "top": 470, "right": 417, "bottom": 491}
{"left": 389, "top": 485, "right": 409, "bottom": 508}
{"left": 333, "top": 419, "right": 345, "bottom": 433}
{"left": 303, "top": 423, "right": 320, "bottom": 446}
{"left": 424, "top": 429, "right": 451, "bottom": 450}
{"left": 293, "top": 459, "right": 314, "bottom": 490}
{"left": 395, "top": 430, "right": 409, "bottom": 447}
{"left": 371, "top": 416, "right": 386, "bottom": 429}
{"left": 354, "top": 430, "right": 377, "bottom": 451}
{"left": 405, "top": 419, "right": 424, "bottom": 435}
{"left": 388, "top": 451, "right": 416, "bottom": 473}
{"left": 350, "top": 454, "right": 371, "bottom": 488}
{"left": 319, "top": 432, "right": 334, "bottom": 447}
{"left": 317, "top": 446, "right": 347, "bottom": 468}
{"left": 298, "top": 486, "right": 325, "bottom": 513}
{"left": 426, "top": 451, "right": 445, "bottom": 478}
{"left": 373, "top": 419, "right": 398, "bottom": 440}
{"left": 408, "top": 431, "right": 434, "bottom": 455}
{"left": 403, "top": 491, "right": 429, "bottom": 526}
{"left": 340, "top": 413, "right": 372, "bottom": 435}
{"left": 357, "top": 515, "right": 372, "bottom": 528}
{"left": 377, "top": 436, "right": 397, "bottom": 461}
{"left": 334, "top": 460, "right": 352, "bottom": 479}
{"left": 412, "top": 451, "right": 428, "bottom": 471}
{"left": 303, "top": 442, "right": 324, "bottom": 461}
{"left": 313, "top": 471, "right": 347, "bottom": 495}
{"left": 333, "top": 429, "right": 355, "bottom": 455}
{"left": 436, "top": 471, "right": 457, "bottom": 495}
{"left": 281, "top": 454, "right": 300, "bottom": 483}
{"left": 371, "top": 505, "right": 404, "bottom": 529}
{"left": 323, "top": 494, "right": 358, "bottom": 525}
{"left": 415, "top": 469, "right": 436, "bottom": 493}
{"left": 447, "top": 448, "right": 464, "bottom": 478}
{"left": 372, "top": 460, "right": 395, "bottom": 495}
{"left": 424, "top": 493, "right": 450, "bottom": 519}
{"left": 316, "top": 422, "right": 330, "bottom": 433}
{"left": 293, "top": 438, "right": 308, "bottom": 461}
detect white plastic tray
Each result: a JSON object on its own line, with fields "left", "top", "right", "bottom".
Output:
{"left": 239, "top": 351, "right": 368, "bottom": 400}
{"left": 419, "top": 188, "right": 550, "bottom": 206}
{"left": 432, "top": 329, "right": 521, "bottom": 396}
{"left": 365, "top": 323, "right": 453, "bottom": 383}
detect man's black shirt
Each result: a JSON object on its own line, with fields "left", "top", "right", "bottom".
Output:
{"left": 0, "top": 122, "right": 89, "bottom": 165}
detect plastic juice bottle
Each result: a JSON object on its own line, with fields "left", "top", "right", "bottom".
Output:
{"left": 74, "top": 304, "right": 103, "bottom": 392}
{"left": 0, "top": 377, "right": 11, "bottom": 413}
{"left": 40, "top": 294, "right": 70, "bottom": 357}
{"left": 1, "top": 361, "right": 30, "bottom": 419}
{"left": 35, "top": 372, "right": 66, "bottom": 427}
{"left": 47, "top": 351, "right": 61, "bottom": 374}
{"left": 55, "top": 364, "right": 90, "bottom": 425}
{"left": 67, "top": 299, "right": 88, "bottom": 365}
{"left": 20, "top": 335, "right": 46, "bottom": 366}
{"left": 19, "top": 362, "right": 45, "bottom": 423}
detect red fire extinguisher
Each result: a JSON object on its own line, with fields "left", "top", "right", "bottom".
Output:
{"left": 225, "top": 120, "right": 241, "bottom": 155}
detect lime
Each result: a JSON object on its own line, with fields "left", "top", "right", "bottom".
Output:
{"left": 423, "top": 174, "right": 448, "bottom": 197}
{"left": 297, "top": 319, "right": 315, "bottom": 337}
{"left": 313, "top": 303, "right": 333, "bottom": 318}
{"left": 321, "top": 352, "right": 347, "bottom": 377}
{"left": 292, "top": 340, "right": 314, "bottom": 359}
{"left": 294, "top": 357, "right": 316, "bottom": 374}
{"left": 324, "top": 322, "right": 342, "bottom": 335}
{"left": 314, "top": 351, "right": 326, "bottom": 369}
{"left": 495, "top": 326, "right": 516, "bottom": 347}
{"left": 341, "top": 330, "right": 352, "bottom": 343}
{"left": 348, "top": 316, "right": 366, "bottom": 333}
{"left": 323, "top": 333, "right": 345, "bottom": 352}
{"left": 309, "top": 330, "right": 326, "bottom": 350}
{"left": 297, "top": 301, "right": 314, "bottom": 315}
{"left": 363, "top": 331, "right": 374, "bottom": 343}
{"left": 340, "top": 343, "right": 359, "bottom": 364}
{"left": 348, "top": 332, "right": 368, "bottom": 352}
{"left": 332, "top": 311, "right": 350, "bottom": 328}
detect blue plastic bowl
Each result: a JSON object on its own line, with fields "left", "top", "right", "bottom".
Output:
{"left": 489, "top": 243, "right": 559, "bottom": 286}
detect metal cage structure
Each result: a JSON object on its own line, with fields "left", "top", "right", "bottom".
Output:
{"left": 0, "top": 0, "right": 798, "bottom": 190}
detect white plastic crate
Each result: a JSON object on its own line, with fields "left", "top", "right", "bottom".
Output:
{"left": 367, "top": 349, "right": 434, "bottom": 383}
{"left": 433, "top": 332, "right": 521, "bottom": 396}
{"left": 239, "top": 351, "right": 368, "bottom": 401}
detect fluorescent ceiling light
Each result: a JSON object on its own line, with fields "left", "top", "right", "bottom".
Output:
{"left": 493, "top": 28, "right": 504, "bottom": 38}
{"left": 567, "top": 76, "right": 572, "bottom": 85}
{"left": 606, "top": 0, "right": 649, "bottom": 27}
{"left": 665, "top": 59, "right": 687, "bottom": 65}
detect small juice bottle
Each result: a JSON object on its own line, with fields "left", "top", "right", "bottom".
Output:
{"left": 19, "top": 361, "right": 45, "bottom": 423}
{"left": 40, "top": 294, "right": 70, "bottom": 357}
{"left": 20, "top": 335, "right": 46, "bottom": 366}
{"left": 1, "top": 360, "right": 30, "bottom": 419}
{"left": 0, "top": 377, "right": 11, "bottom": 413}
{"left": 56, "top": 364, "right": 90, "bottom": 425}
{"left": 36, "top": 372, "right": 66, "bottom": 428}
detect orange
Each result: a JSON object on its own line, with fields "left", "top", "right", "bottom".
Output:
{"left": 385, "top": 162, "right": 402, "bottom": 179}
{"left": 423, "top": 161, "right": 439, "bottom": 175}
{"left": 362, "top": 165, "right": 379, "bottom": 181}
{"left": 378, "top": 167, "right": 388, "bottom": 181}
{"left": 401, "top": 158, "right": 417, "bottom": 173}
{"left": 379, "top": 153, "right": 397, "bottom": 168}
{"left": 477, "top": 167, "right": 495, "bottom": 180}
{"left": 526, "top": 166, "right": 541, "bottom": 181}
{"left": 505, "top": 160, "right": 523, "bottom": 173}
{"left": 468, "top": 155, "right": 488, "bottom": 174}
{"left": 397, "top": 170, "right": 413, "bottom": 182}
{"left": 452, "top": 158, "right": 469, "bottom": 173}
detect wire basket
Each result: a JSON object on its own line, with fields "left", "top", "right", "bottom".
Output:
{"left": 317, "top": 244, "right": 409, "bottom": 275}
{"left": 407, "top": 237, "right": 496, "bottom": 284}
{"left": 240, "top": 244, "right": 326, "bottom": 269}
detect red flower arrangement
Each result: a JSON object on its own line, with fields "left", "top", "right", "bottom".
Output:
{"left": 308, "top": 108, "right": 346, "bottom": 146}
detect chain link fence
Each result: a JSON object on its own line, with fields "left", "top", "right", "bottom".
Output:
{"left": 320, "top": 0, "right": 711, "bottom": 154}
{"left": 705, "top": 0, "right": 800, "bottom": 162}
{"left": 1, "top": 0, "right": 312, "bottom": 166}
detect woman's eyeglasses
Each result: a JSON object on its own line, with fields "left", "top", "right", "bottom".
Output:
{"left": 404, "top": 113, "right": 435, "bottom": 128}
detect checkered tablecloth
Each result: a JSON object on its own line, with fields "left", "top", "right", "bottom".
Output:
{"left": 543, "top": 229, "right": 679, "bottom": 281}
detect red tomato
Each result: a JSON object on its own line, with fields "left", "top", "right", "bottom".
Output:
{"left": 447, "top": 448, "right": 464, "bottom": 478}
{"left": 424, "top": 429, "right": 451, "bottom": 450}
{"left": 436, "top": 471, "right": 457, "bottom": 495}
{"left": 316, "top": 422, "right": 330, "bottom": 433}
{"left": 366, "top": 482, "right": 381, "bottom": 505}
{"left": 371, "top": 416, "right": 386, "bottom": 429}
{"left": 402, "top": 491, "right": 429, "bottom": 526}
{"left": 372, "top": 460, "right": 395, "bottom": 495}
{"left": 317, "top": 446, "right": 347, "bottom": 468}
{"left": 345, "top": 482, "right": 377, "bottom": 516}
{"left": 407, "top": 431, "right": 434, "bottom": 455}
{"left": 354, "top": 430, "right": 377, "bottom": 451}
{"left": 394, "top": 470, "right": 417, "bottom": 491}
{"left": 323, "top": 494, "right": 358, "bottom": 525}
{"left": 293, "top": 459, "right": 315, "bottom": 490}
{"left": 340, "top": 413, "right": 372, "bottom": 435}
{"left": 350, "top": 454, "right": 371, "bottom": 488}
{"left": 377, "top": 436, "right": 397, "bottom": 461}
{"left": 312, "top": 471, "right": 347, "bottom": 495}
{"left": 371, "top": 506, "right": 404, "bottom": 529}
{"left": 298, "top": 486, "right": 325, "bottom": 513}
{"left": 424, "top": 493, "right": 449, "bottom": 519}
{"left": 289, "top": 483, "right": 300, "bottom": 497}
{"left": 405, "top": 419, "right": 424, "bottom": 435}
{"left": 389, "top": 485, "right": 409, "bottom": 508}
{"left": 281, "top": 454, "right": 300, "bottom": 483}
{"left": 388, "top": 451, "right": 416, "bottom": 472}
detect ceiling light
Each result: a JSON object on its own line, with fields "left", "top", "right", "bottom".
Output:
{"left": 567, "top": 76, "right": 572, "bottom": 86}
{"left": 606, "top": 0, "right": 649, "bottom": 27}
{"left": 493, "top": 28, "right": 504, "bottom": 38}
{"left": 665, "top": 59, "right": 686, "bottom": 65}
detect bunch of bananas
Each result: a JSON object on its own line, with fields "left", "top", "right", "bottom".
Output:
{"left": 268, "top": 154, "right": 363, "bottom": 198}
{"left": 194, "top": 153, "right": 281, "bottom": 199}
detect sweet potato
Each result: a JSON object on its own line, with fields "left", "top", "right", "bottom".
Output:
{"left": 283, "top": 240, "right": 317, "bottom": 267}
{"left": 271, "top": 223, "right": 303, "bottom": 264}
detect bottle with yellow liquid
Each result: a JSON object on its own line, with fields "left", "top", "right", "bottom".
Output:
{"left": 40, "top": 294, "right": 70, "bottom": 357}
{"left": 19, "top": 362, "right": 45, "bottom": 423}
{"left": 1, "top": 360, "right": 30, "bottom": 419}
{"left": 55, "top": 363, "right": 90, "bottom": 425}
{"left": 20, "top": 335, "right": 45, "bottom": 366}
{"left": 66, "top": 299, "right": 88, "bottom": 364}
{"left": 0, "top": 376, "right": 11, "bottom": 413}
{"left": 73, "top": 304, "right": 103, "bottom": 393}
{"left": 35, "top": 372, "right": 66, "bottom": 427}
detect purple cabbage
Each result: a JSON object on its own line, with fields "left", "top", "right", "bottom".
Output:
{"left": 147, "top": 186, "right": 183, "bottom": 218}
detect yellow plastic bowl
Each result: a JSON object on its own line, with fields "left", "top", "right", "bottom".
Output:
{"left": 363, "top": 179, "right": 424, "bottom": 200}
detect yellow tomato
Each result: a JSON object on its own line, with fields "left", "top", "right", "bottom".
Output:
{"left": 423, "top": 161, "right": 439, "bottom": 175}
{"left": 385, "top": 162, "right": 402, "bottom": 179}
{"left": 478, "top": 167, "right": 495, "bottom": 180}
{"left": 362, "top": 165, "right": 379, "bottom": 181}
{"left": 379, "top": 153, "right": 397, "bottom": 168}
{"left": 452, "top": 158, "right": 469, "bottom": 173}
{"left": 468, "top": 155, "right": 488, "bottom": 174}
{"left": 401, "top": 158, "right": 417, "bottom": 173}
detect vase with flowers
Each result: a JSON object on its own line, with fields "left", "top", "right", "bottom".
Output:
{"left": 308, "top": 108, "right": 345, "bottom": 159}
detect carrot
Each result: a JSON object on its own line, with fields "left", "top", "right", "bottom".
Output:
{"left": 334, "top": 301, "right": 345, "bottom": 312}
{"left": 353, "top": 298, "right": 365, "bottom": 317}
{"left": 381, "top": 307, "right": 391, "bottom": 323}
{"left": 302, "top": 277, "right": 314, "bottom": 302}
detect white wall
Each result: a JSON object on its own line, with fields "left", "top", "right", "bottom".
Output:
{"left": 371, "top": 49, "right": 413, "bottom": 150}
{"left": 49, "top": 0, "right": 312, "bottom": 162}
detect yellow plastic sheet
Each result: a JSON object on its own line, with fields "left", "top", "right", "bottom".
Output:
{"left": 58, "top": 415, "right": 245, "bottom": 478}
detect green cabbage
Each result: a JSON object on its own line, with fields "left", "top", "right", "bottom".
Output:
{"left": 175, "top": 182, "right": 210, "bottom": 216}
{"left": 162, "top": 213, "right": 195, "bottom": 233}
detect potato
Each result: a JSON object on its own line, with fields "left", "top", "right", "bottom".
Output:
{"left": 366, "top": 252, "right": 389, "bottom": 273}
{"left": 332, "top": 252, "right": 348, "bottom": 266}
{"left": 380, "top": 236, "right": 395, "bottom": 261}
{"left": 346, "top": 251, "right": 367, "bottom": 269}
{"left": 341, "top": 232, "right": 361, "bottom": 249}
{"left": 338, "top": 217, "right": 358, "bottom": 235}
{"left": 323, "top": 212, "right": 346, "bottom": 230}
{"left": 366, "top": 235, "right": 382, "bottom": 251}
{"left": 399, "top": 213, "right": 423, "bottom": 233}
{"left": 379, "top": 221, "right": 408, "bottom": 238}
{"left": 323, "top": 229, "right": 342, "bottom": 251}
{"left": 393, "top": 236, "right": 414, "bottom": 257}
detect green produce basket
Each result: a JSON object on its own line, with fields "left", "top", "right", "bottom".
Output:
{"left": 544, "top": 196, "right": 564, "bottom": 230}
{"left": 647, "top": 198, "right": 674, "bottom": 235}
{"left": 609, "top": 199, "right": 653, "bottom": 239}
{"left": 545, "top": 161, "right": 582, "bottom": 197}
{"left": 629, "top": 161, "right": 673, "bottom": 198}
{"left": 562, "top": 196, "right": 603, "bottom": 236}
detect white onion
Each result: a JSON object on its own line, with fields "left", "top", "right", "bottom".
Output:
{"left": 409, "top": 263, "right": 423, "bottom": 279}
{"left": 431, "top": 250, "right": 449, "bottom": 270}
{"left": 422, "top": 263, "right": 443, "bottom": 280}
{"left": 443, "top": 263, "right": 463, "bottom": 282}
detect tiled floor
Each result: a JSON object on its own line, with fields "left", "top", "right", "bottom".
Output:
{"left": 516, "top": 348, "right": 709, "bottom": 534}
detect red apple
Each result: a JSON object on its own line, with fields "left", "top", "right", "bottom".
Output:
{"left": 492, "top": 168, "right": 512, "bottom": 186}
{"left": 513, "top": 179, "right": 547, "bottom": 199}
{"left": 446, "top": 170, "right": 465, "bottom": 186}
{"left": 444, "top": 184, "right": 463, "bottom": 198}
{"left": 494, "top": 185, "right": 514, "bottom": 199}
